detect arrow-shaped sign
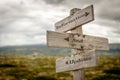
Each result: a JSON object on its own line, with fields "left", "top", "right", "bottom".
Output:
{"left": 56, "top": 49, "right": 97, "bottom": 73}
{"left": 47, "top": 31, "right": 109, "bottom": 50}
{"left": 55, "top": 5, "right": 94, "bottom": 32}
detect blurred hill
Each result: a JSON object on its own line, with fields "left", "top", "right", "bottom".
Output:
{"left": 0, "top": 44, "right": 71, "bottom": 56}
{"left": 101, "top": 43, "right": 120, "bottom": 55}
{"left": 0, "top": 43, "right": 120, "bottom": 56}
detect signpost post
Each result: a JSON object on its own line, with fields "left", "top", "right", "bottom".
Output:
{"left": 46, "top": 5, "right": 109, "bottom": 80}
{"left": 70, "top": 8, "right": 85, "bottom": 80}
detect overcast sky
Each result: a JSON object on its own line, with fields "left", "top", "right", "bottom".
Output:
{"left": 0, "top": 0, "right": 120, "bottom": 47}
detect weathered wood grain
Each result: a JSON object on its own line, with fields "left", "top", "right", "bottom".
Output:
{"left": 55, "top": 5, "right": 94, "bottom": 32}
{"left": 71, "top": 23, "right": 85, "bottom": 80}
{"left": 47, "top": 31, "right": 109, "bottom": 50}
{"left": 56, "top": 50, "right": 97, "bottom": 73}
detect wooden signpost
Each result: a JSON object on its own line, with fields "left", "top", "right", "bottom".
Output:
{"left": 46, "top": 5, "right": 109, "bottom": 80}
{"left": 55, "top": 5, "right": 94, "bottom": 32}
{"left": 56, "top": 49, "right": 97, "bottom": 73}
{"left": 47, "top": 31, "right": 109, "bottom": 50}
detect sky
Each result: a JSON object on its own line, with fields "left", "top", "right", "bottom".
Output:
{"left": 0, "top": 0, "right": 120, "bottom": 47}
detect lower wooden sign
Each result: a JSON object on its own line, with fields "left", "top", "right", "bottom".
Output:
{"left": 56, "top": 50, "right": 97, "bottom": 73}
{"left": 47, "top": 31, "right": 109, "bottom": 50}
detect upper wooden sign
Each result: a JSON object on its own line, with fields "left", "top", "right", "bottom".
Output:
{"left": 47, "top": 31, "right": 109, "bottom": 50}
{"left": 56, "top": 50, "right": 97, "bottom": 73}
{"left": 55, "top": 5, "right": 94, "bottom": 32}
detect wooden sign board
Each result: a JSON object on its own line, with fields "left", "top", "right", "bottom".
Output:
{"left": 56, "top": 50, "right": 97, "bottom": 73}
{"left": 55, "top": 5, "right": 94, "bottom": 32}
{"left": 47, "top": 31, "right": 109, "bottom": 50}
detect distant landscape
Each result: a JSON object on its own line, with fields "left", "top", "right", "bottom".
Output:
{"left": 0, "top": 43, "right": 120, "bottom": 56}
{"left": 0, "top": 43, "right": 120, "bottom": 80}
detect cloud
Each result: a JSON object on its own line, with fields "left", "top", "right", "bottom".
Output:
{"left": 0, "top": 0, "right": 67, "bottom": 46}
{"left": 0, "top": 0, "right": 120, "bottom": 46}
{"left": 43, "top": 0, "right": 65, "bottom": 5}
{"left": 96, "top": 0, "right": 120, "bottom": 22}
{"left": 0, "top": 33, "right": 46, "bottom": 46}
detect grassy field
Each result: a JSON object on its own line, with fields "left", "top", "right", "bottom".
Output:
{"left": 0, "top": 54, "right": 120, "bottom": 80}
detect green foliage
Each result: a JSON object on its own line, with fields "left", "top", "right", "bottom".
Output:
{"left": 93, "top": 75, "right": 120, "bottom": 80}
{"left": 7, "top": 68, "right": 32, "bottom": 79}
{"left": 0, "top": 64, "right": 17, "bottom": 67}
{"left": 28, "top": 76, "right": 57, "bottom": 80}
{"left": 0, "top": 54, "right": 119, "bottom": 80}
{"left": 85, "top": 56, "right": 120, "bottom": 80}
{"left": 103, "top": 67, "right": 120, "bottom": 74}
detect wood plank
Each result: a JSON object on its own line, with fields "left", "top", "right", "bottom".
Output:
{"left": 71, "top": 26, "right": 85, "bottom": 80}
{"left": 55, "top": 5, "right": 94, "bottom": 32}
{"left": 47, "top": 31, "right": 109, "bottom": 50}
{"left": 56, "top": 50, "right": 98, "bottom": 73}
{"left": 73, "top": 70, "right": 85, "bottom": 80}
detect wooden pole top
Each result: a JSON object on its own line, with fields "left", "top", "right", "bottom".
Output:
{"left": 70, "top": 8, "right": 81, "bottom": 16}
